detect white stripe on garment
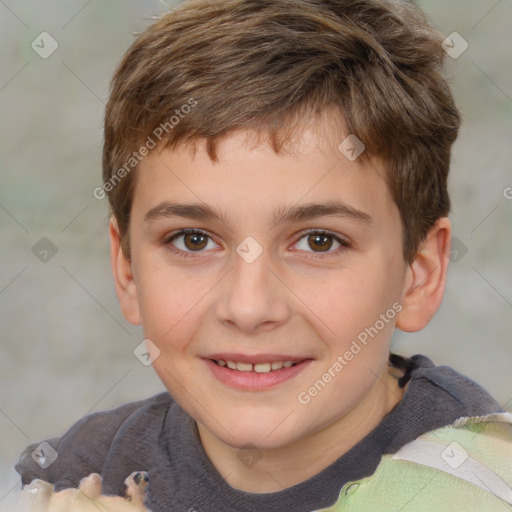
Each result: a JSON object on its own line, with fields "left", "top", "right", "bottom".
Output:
{"left": 392, "top": 437, "right": 512, "bottom": 505}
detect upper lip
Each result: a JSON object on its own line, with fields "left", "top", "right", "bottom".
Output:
{"left": 205, "top": 353, "right": 311, "bottom": 364}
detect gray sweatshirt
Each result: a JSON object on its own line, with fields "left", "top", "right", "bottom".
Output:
{"left": 15, "top": 354, "right": 503, "bottom": 512}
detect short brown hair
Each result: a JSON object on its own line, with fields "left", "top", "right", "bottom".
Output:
{"left": 102, "top": 0, "right": 461, "bottom": 262}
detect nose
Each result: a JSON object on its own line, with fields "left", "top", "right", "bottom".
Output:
{"left": 215, "top": 246, "right": 290, "bottom": 333}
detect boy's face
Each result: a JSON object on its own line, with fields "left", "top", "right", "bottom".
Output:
{"left": 121, "top": 117, "right": 412, "bottom": 451}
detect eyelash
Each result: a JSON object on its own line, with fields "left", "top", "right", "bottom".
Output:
{"left": 163, "top": 228, "right": 352, "bottom": 260}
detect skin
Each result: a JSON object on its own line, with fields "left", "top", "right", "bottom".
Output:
{"left": 110, "top": 114, "right": 451, "bottom": 493}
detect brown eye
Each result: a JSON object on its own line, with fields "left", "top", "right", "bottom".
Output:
{"left": 293, "top": 230, "right": 351, "bottom": 259}
{"left": 164, "top": 229, "right": 216, "bottom": 256}
{"left": 182, "top": 232, "right": 208, "bottom": 251}
{"left": 307, "top": 233, "right": 333, "bottom": 252}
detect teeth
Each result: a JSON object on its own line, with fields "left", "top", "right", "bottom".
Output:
{"left": 236, "top": 362, "right": 253, "bottom": 372}
{"left": 215, "top": 359, "right": 297, "bottom": 372}
{"left": 254, "top": 363, "right": 271, "bottom": 373}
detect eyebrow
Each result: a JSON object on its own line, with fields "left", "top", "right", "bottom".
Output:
{"left": 143, "top": 200, "right": 373, "bottom": 227}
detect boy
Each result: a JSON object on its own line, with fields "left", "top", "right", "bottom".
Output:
{"left": 14, "top": 0, "right": 512, "bottom": 510}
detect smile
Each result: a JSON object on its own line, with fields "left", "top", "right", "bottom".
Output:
{"left": 204, "top": 357, "right": 313, "bottom": 391}
{"left": 212, "top": 359, "right": 299, "bottom": 373}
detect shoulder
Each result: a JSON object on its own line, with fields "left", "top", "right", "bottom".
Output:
{"left": 14, "top": 391, "right": 173, "bottom": 490}
{"left": 400, "top": 354, "right": 503, "bottom": 416}
{"left": 321, "top": 412, "right": 512, "bottom": 511}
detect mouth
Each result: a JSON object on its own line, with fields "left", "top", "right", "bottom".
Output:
{"left": 204, "top": 354, "right": 313, "bottom": 390}
{"left": 211, "top": 358, "right": 301, "bottom": 373}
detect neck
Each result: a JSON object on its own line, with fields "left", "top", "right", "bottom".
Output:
{"left": 196, "top": 366, "right": 407, "bottom": 493}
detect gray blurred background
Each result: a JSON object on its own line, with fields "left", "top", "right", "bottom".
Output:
{"left": 0, "top": 0, "right": 511, "bottom": 504}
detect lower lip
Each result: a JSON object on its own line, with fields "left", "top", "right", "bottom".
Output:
{"left": 204, "top": 358, "right": 312, "bottom": 391}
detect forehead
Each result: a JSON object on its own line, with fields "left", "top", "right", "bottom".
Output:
{"left": 131, "top": 118, "right": 398, "bottom": 231}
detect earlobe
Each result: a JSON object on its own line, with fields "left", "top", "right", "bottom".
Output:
{"left": 109, "top": 217, "right": 141, "bottom": 325}
{"left": 395, "top": 217, "right": 451, "bottom": 332}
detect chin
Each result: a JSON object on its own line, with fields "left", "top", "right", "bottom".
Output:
{"left": 215, "top": 417, "right": 304, "bottom": 451}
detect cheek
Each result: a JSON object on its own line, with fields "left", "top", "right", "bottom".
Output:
{"left": 314, "top": 267, "right": 399, "bottom": 353}
{"left": 135, "top": 262, "right": 204, "bottom": 347}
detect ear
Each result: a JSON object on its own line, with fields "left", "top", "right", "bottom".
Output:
{"left": 395, "top": 217, "right": 451, "bottom": 332}
{"left": 109, "top": 217, "right": 141, "bottom": 325}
